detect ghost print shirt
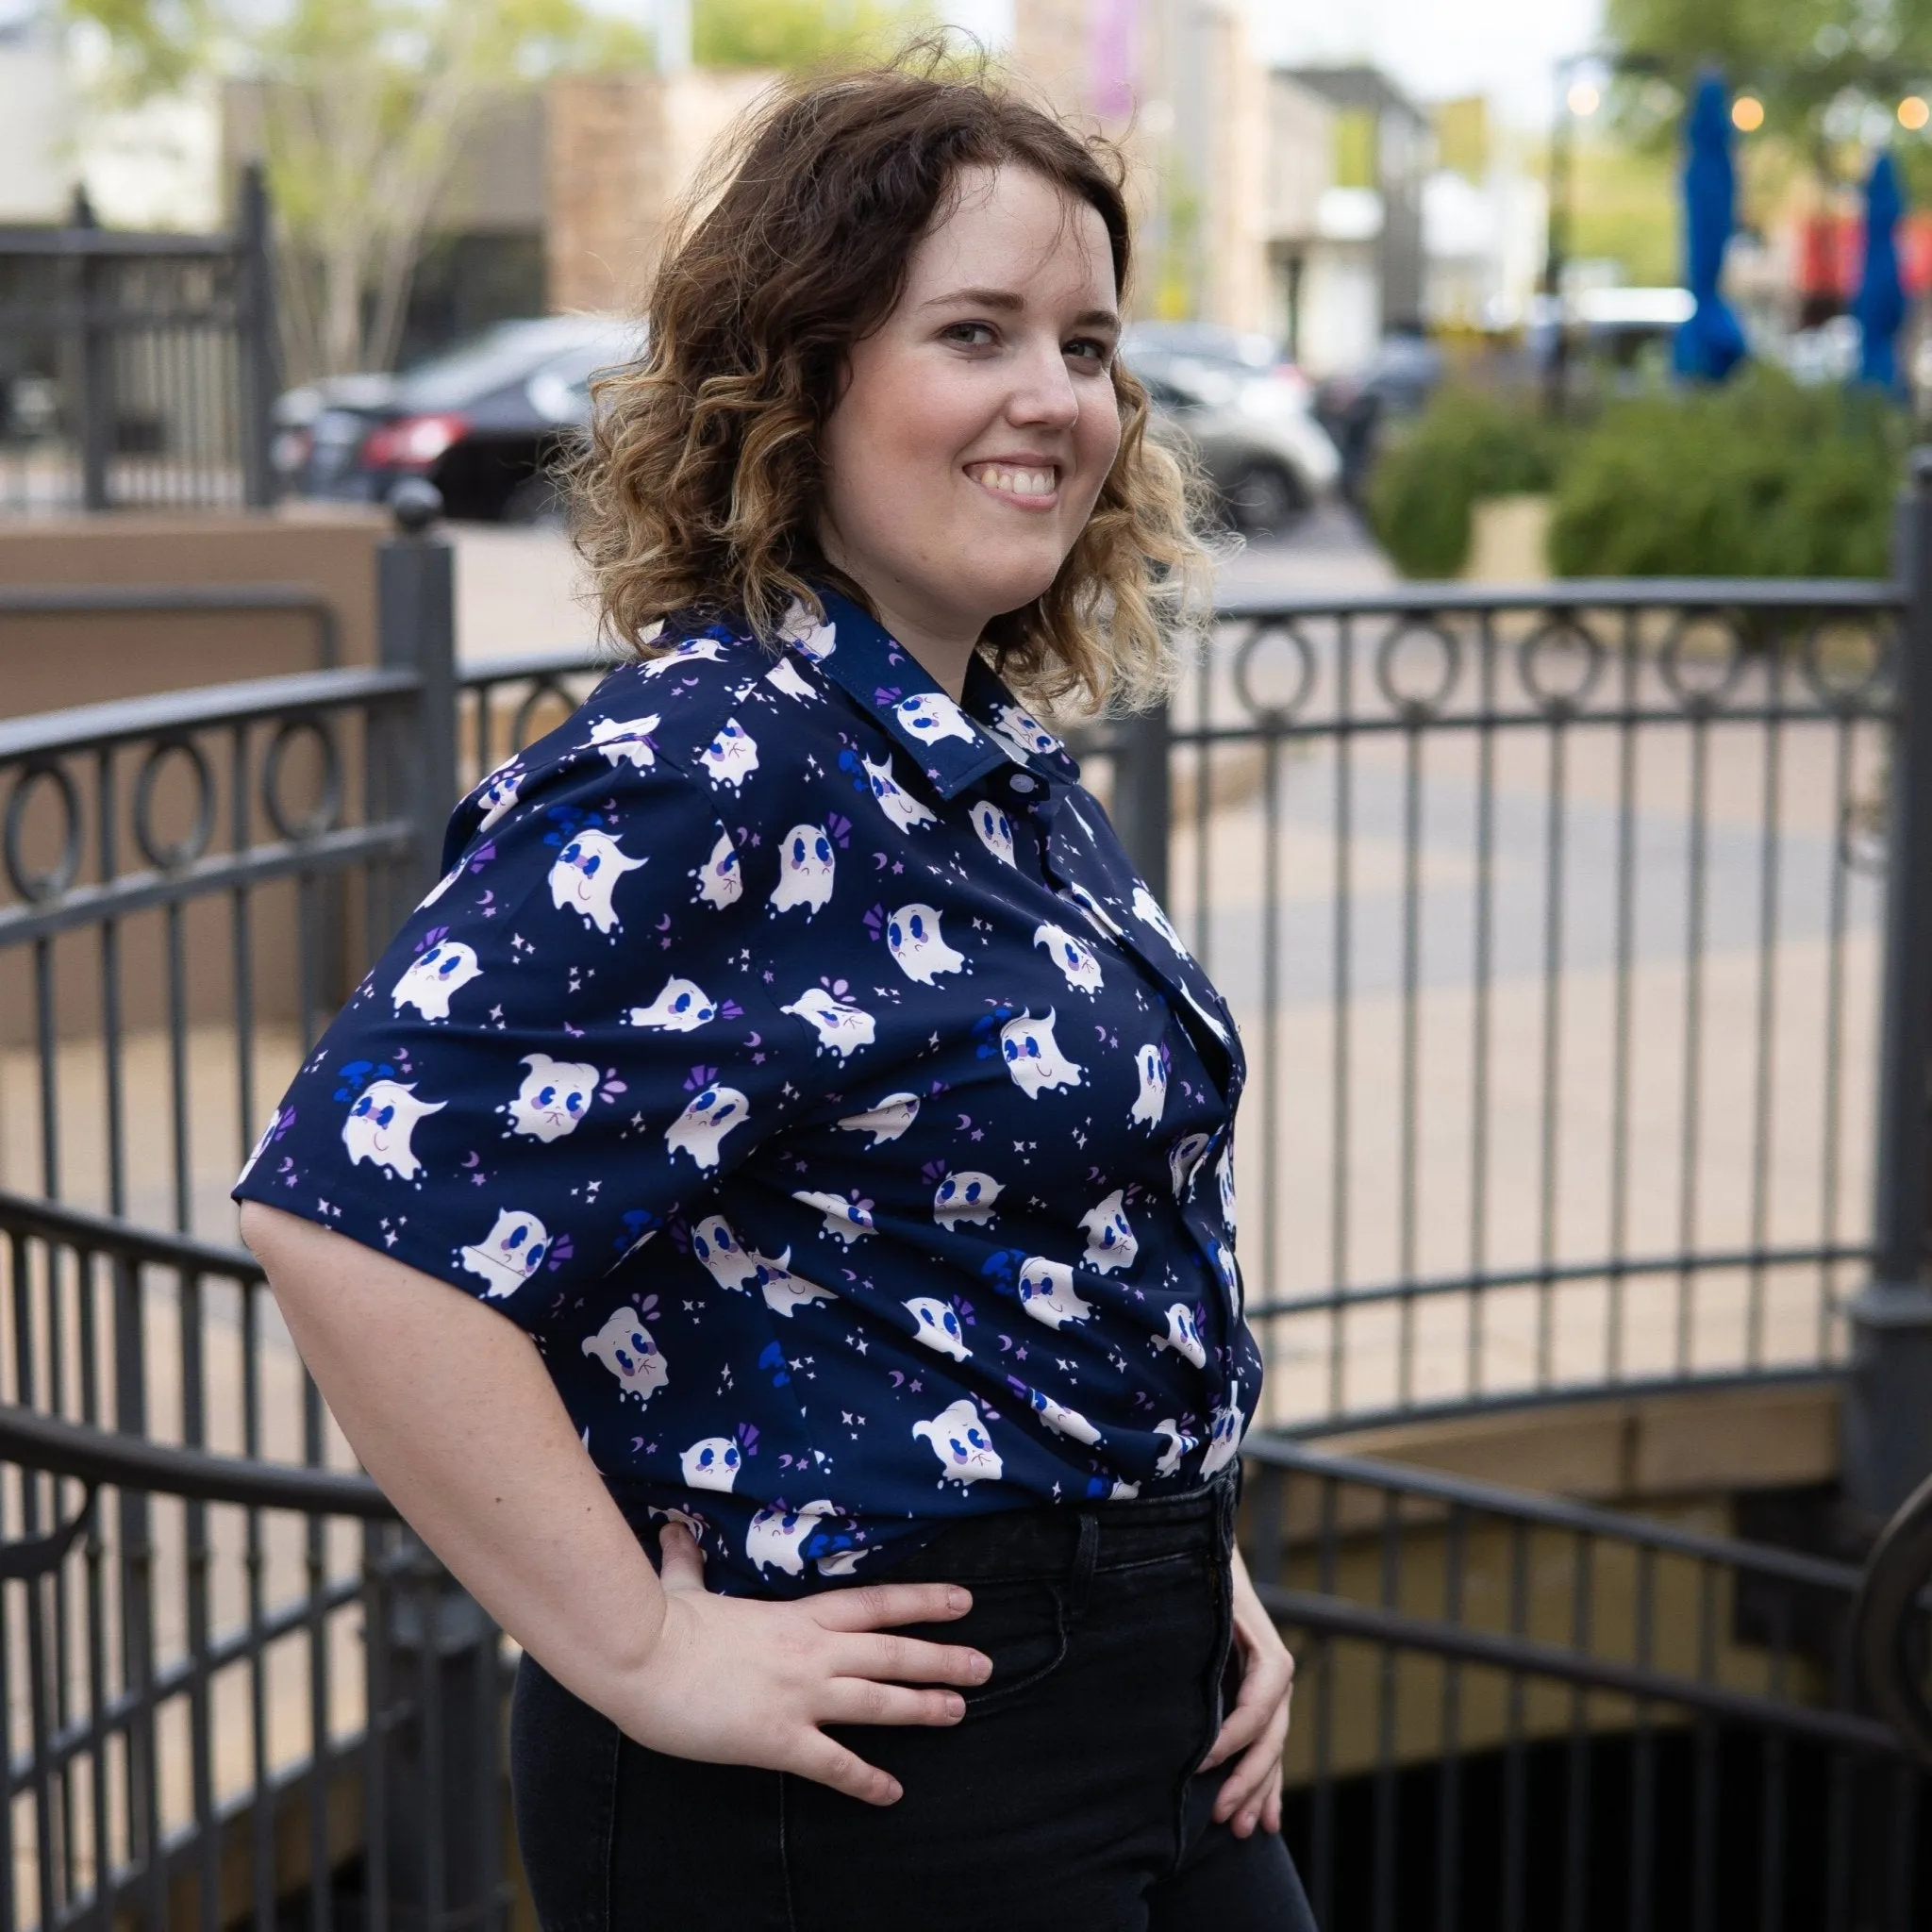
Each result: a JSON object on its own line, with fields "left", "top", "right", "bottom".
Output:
{"left": 233, "top": 586, "right": 1261, "bottom": 1596}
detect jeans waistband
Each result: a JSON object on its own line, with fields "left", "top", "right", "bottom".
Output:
{"left": 878, "top": 1474, "right": 1238, "bottom": 1589}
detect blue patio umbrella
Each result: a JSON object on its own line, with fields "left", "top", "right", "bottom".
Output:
{"left": 1674, "top": 74, "right": 1748, "bottom": 381}
{"left": 1855, "top": 150, "right": 1907, "bottom": 391}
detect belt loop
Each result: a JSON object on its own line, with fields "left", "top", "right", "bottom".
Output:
{"left": 1068, "top": 1509, "right": 1099, "bottom": 1621}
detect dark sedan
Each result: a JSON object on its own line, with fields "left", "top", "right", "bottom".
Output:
{"left": 275, "top": 316, "right": 642, "bottom": 522}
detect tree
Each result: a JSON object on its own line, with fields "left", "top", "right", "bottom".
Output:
{"left": 692, "top": 0, "right": 920, "bottom": 71}
{"left": 67, "top": 0, "right": 647, "bottom": 378}
{"left": 1604, "top": 0, "right": 1932, "bottom": 163}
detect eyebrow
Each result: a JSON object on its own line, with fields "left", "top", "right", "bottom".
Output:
{"left": 920, "top": 285, "right": 1121, "bottom": 330}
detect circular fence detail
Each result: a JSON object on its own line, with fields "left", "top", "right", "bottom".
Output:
{"left": 1799, "top": 610, "right": 1895, "bottom": 715}
{"left": 509, "top": 678, "right": 581, "bottom": 757}
{"left": 1657, "top": 608, "right": 1752, "bottom": 714}
{"left": 261, "top": 718, "right": 343, "bottom": 843}
{"left": 1516, "top": 611, "right": 1607, "bottom": 720}
{"left": 3, "top": 761, "right": 84, "bottom": 906}
{"left": 1372, "top": 618, "right": 1462, "bottom": 724}
{"left": 1230, "top": 621, "right": 1318, "bottom": 728}
{"left": 132, "top": 736, "right": 216, "bottom": 874}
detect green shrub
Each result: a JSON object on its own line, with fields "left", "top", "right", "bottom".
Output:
{"left": 1548, "top": 372, "right": 1903, "bottom": 579}
{"left": 1367, "top": 387, "right": 1558, "bottom": 577}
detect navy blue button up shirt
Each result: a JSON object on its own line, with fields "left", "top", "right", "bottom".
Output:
{"left": 234, "top": 588, "right": 1261, "bottom": 1594}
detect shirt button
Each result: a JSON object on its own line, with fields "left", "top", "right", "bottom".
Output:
{"left": 1009, "top": 773, "right": 1037, "bottom": 793}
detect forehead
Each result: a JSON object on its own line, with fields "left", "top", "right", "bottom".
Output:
{"left": 905, "top": 162, "right": 1116, "bottom": 309}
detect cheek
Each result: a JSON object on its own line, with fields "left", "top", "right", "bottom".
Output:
{"left": 1070, "top": 390, "right": 1124, "bottom": 509}
{"left": 824, "top": 345, "right": 999, "bottom": 521}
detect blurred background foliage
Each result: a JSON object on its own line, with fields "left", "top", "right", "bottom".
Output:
{"left": 693, "top": 0, "right": 924, "bottom": 69}
{"left": 1369, "top": 375, "right": 1905, "bottom": 579}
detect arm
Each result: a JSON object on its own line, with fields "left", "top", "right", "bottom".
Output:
{"left": 241, "top": 1201, "right": 988, "bottom": 1805}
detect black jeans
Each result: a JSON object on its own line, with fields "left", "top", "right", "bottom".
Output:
{"left": 510, "top": 1478, "right": 1317, "bottom": 1931}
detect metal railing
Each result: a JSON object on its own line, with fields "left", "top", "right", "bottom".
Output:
{"left": 5, "top": 478, "right": 1932, "bottom": 1918}
{"left": 1243, "top": 1435, "right": 1931, "bottom": 1932}
{"left": 0, "top": 169, "right": 278, "bottom": 515}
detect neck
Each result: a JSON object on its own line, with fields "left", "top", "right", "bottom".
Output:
{"left": 818, "top": 541, "right": 982, "bottom": 703}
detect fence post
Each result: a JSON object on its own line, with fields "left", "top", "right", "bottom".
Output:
{"left": 1109, "top": 700, "right": 1172, "bottom": 905}
{"left": 376, "top": 482, "right": 458, "bottom": 923}
{"left": 234, "top": 163, "right": 279, "bottom": 510}
{"left": 70, "top": 190, "right": 112, "bottom": 512}
{"left": 1843, "top": 446, "right": 1932, "bottom": 1520}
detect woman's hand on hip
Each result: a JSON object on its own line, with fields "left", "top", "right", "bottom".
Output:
{"left": 1201, "top": 1547, "right": 1294, "bottom": 1838}
{"left": 609, "top": 1522, "right": 991, "bottom": 1807}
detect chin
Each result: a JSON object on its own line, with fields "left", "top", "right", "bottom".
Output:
{"left": 955, "top": 546, "right": 1068, "bottom": 622}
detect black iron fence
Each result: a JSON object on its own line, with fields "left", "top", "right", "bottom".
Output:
{"left": 0, "top": 169, "right": 277, "bottom": 515}
{"left": 4, "top": 478, "right": 1932, "bottom": 1919}
{"left": 1243, "top": 1432, "right": 1932, "bottom": 1932}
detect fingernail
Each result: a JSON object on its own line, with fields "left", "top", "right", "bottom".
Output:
{"left": 970, "top": 1652, "right": 991, "bottom": 1680}
{"left": 946, "top": 1587, "right": 971, "bottom": 1612}
{"left": 947, "top": 1693, "right": 965, "bottom": 1717}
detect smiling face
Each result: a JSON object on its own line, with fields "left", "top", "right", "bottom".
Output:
{"left": 816, "top": 164, "right": 1124, "bottom": 685}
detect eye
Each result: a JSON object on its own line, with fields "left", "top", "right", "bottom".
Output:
{"left": 724, "top": 1447, "right": 739, "bottom": 1465}
{"left": 889, "top": 923, "right": 902, "bottom": 947}
{"left": 941, "top": 320, "right": 997, "bottom": 348}
{"left": 537, "top": 1086, "right": 556, "bottom": 1107}
{"left": 527, "top": 1244, "right": 545, "bottom": 1269}
{"left": 968, "top": 1428, "right": 987, "bottom": 1448}
{"left": 693, "top": 1234, "right": 710, "bottom": 1258}
{"left": 420, "top": 946, "right": 440, "bottom": 965}
{"left": 1065, "top": 335, "right": 1111, "bottom": 366}
{"left": 561, "top": 841, "right": 579, "bottom": 862}
{"left": 567, "top": 1092, "right": 584, "bottom": 1112}
{"left": 376, "top": 1106, "right": 394, "bottom": 1126}
{"left": 815, "top": 838, "right": 830, "bottom": 862}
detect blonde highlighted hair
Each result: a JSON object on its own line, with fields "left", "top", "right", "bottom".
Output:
{"left": 569, "top": 47, "right": 1213, "bottom": 714}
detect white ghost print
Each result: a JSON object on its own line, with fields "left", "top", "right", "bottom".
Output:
{"left": 781, "top": 987, "right": 875, "bottom": 1059}
{"left": 1130, "top": 1044, "right": 1168, "bottom": 1129}
{"left": 581, "top": 1307, "right": 669, "bottom": 1407}
{"left": 770, "top": 824, "right": 836, "bottom": 916}
{"left": 459, "top": 1208, "right": 550, "bottom": 1298}
{"left": 904, "top": 1295, "right": 971, "bottom": 1361}
{"left": 894, "top": 691, "right": 977, "bottom": 746}
{"left": 626, "top": 976, "right": 718, "bottom": 1032}
{"left": 1200, "top": 1386, "right": 1245, "bottom": 1476}
{"left": 1022, "top": 1386, "right": 1102, "bottom": 1445}
{"left": 792, "top": 1191, "right": 875, "bottom": 1244}
{"left": 1060, "top": 881, "right": 1123, "bottom": 941}
{"left": 586, "top": 712, "right": 662, "bottom": 771}
{"left": 640, "top": 636, "right": 726, "bottom": 675}
{"left": 1033, "top": 922, "right": 1104, "bottom": 994}
{"left": 777, "top": 598, "right": 838, "bottom": 660}
{"left": 235, "top": 1107, "right": 286, "bottom": 1188}
{"left": 506, "top": 1053, "right": 598, "bottom": 1143}
{"left": 765, "top": 657, "right": 819, "bottom": 703}
{"left": 1017, "top": 1257, "right": 1094, "bottom": 1330}
{"left": 693, "top": 828, "right": 742, "bottom": 908}
{"left": 548, "top": 829, "right": 646, "bottom": 935}
{"left": 665, "top": 1084, "right": 752, "bottom": 1169}
{"left": 999, "top": 1009, "right": 1084, "bottom": 1099}
{"left": 1131, "top": 883, "right": 1191, "bottom": 957}
{"left": 391, "top": 941, "right": 482, "bottom": 1021}
{"left": 747, "top": 1499, "right": 839, "bottom": 1577}
{"left": 1155, "top": 1303, "right": 1208, "bottom": 1369}
{"left": 680, "top": 1436, "right": 741, "bottom": 1493}
{"left": 886, "top": 903, "right": 966, "bottom": 984}
{"left": 1154, "top": 1419, "right": 1198, "bottom": 1477}
{"left": 933, "top": 1170, "right": 1002, "bottom": 1227}
{"left": 691, "top": 1214, "right": 758, "bottom": 1292}
{"left": 1079, "top": 1191, "right": 1138, "bottom": 1274}
{"left": 1110, "top": 1480, "right": 1141, "bottom": 1500}
{"left": 1168, "top": 1131, "right": 1213, "bottom": 1199}
{"left": 473, "top": 756, "right": 524, "bottom": 831}
{"left": 1216, "top": 1144, "right": 1239, "bottom": 1237}
{"left": 1182, "top": 983, "right": 1232, "bottom": 1045}
{"left": 859, "top": 754, "right": 937, "bottom": 832}
{"left": 836, "top": 1091, "right": 918, "bottom": 1144}
{"left": 911, "top": 1400, "right": 1004, "bottom": 1485}
{"left": 414, "top": 865, "right": 461, "bottom": 911}
{"left": 698, "top": 717, "right": 759, "bottom": 791}
{"left": 988, "top": 701, "right": 1060, "bottom": 764}
{"left": 971, "top": 800, "right": 1017, "bottom": 867}
{"left": 341, "top": 1079, "right": 445, "bottom": 1180}
{"left": 752, "top": 1245, "right": 836, "bottom": 1317}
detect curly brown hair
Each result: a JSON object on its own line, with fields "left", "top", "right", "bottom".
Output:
{"left": 568, "top": 47, "right": 1213, "bottom": 713}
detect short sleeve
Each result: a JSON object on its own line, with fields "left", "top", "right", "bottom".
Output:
{"left": 232, "top": 728, "right": 797, "bottom": 1335}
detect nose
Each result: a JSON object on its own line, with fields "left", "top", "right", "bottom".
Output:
{"left": 1005, "top": 334, "right": 1080, "bottom": 433}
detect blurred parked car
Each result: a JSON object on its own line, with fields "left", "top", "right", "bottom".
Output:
{"left": 1121, "top": 323, "right": 1339, "bottom": 535}
{"left": 1313, "top": 329, "right": 1446, "bottom": 502}
{"left": 275, "top": 315, "right": 641, "bottom": 522}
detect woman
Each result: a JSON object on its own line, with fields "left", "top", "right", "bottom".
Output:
{"left": 237, "top": 55, "right": 1313, "bottom": 1931}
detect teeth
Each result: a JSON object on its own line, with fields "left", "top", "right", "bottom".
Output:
{"left": 975, "top": 465, "right": 1055, "bottom": 497}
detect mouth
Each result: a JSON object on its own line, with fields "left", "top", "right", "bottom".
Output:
{"left": 966, "top": 460, "right": 1062, "bottom": 510}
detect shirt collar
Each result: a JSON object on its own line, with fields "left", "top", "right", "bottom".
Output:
{"left": 780, "top": 586, "right": 1081, "bottom": 802}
